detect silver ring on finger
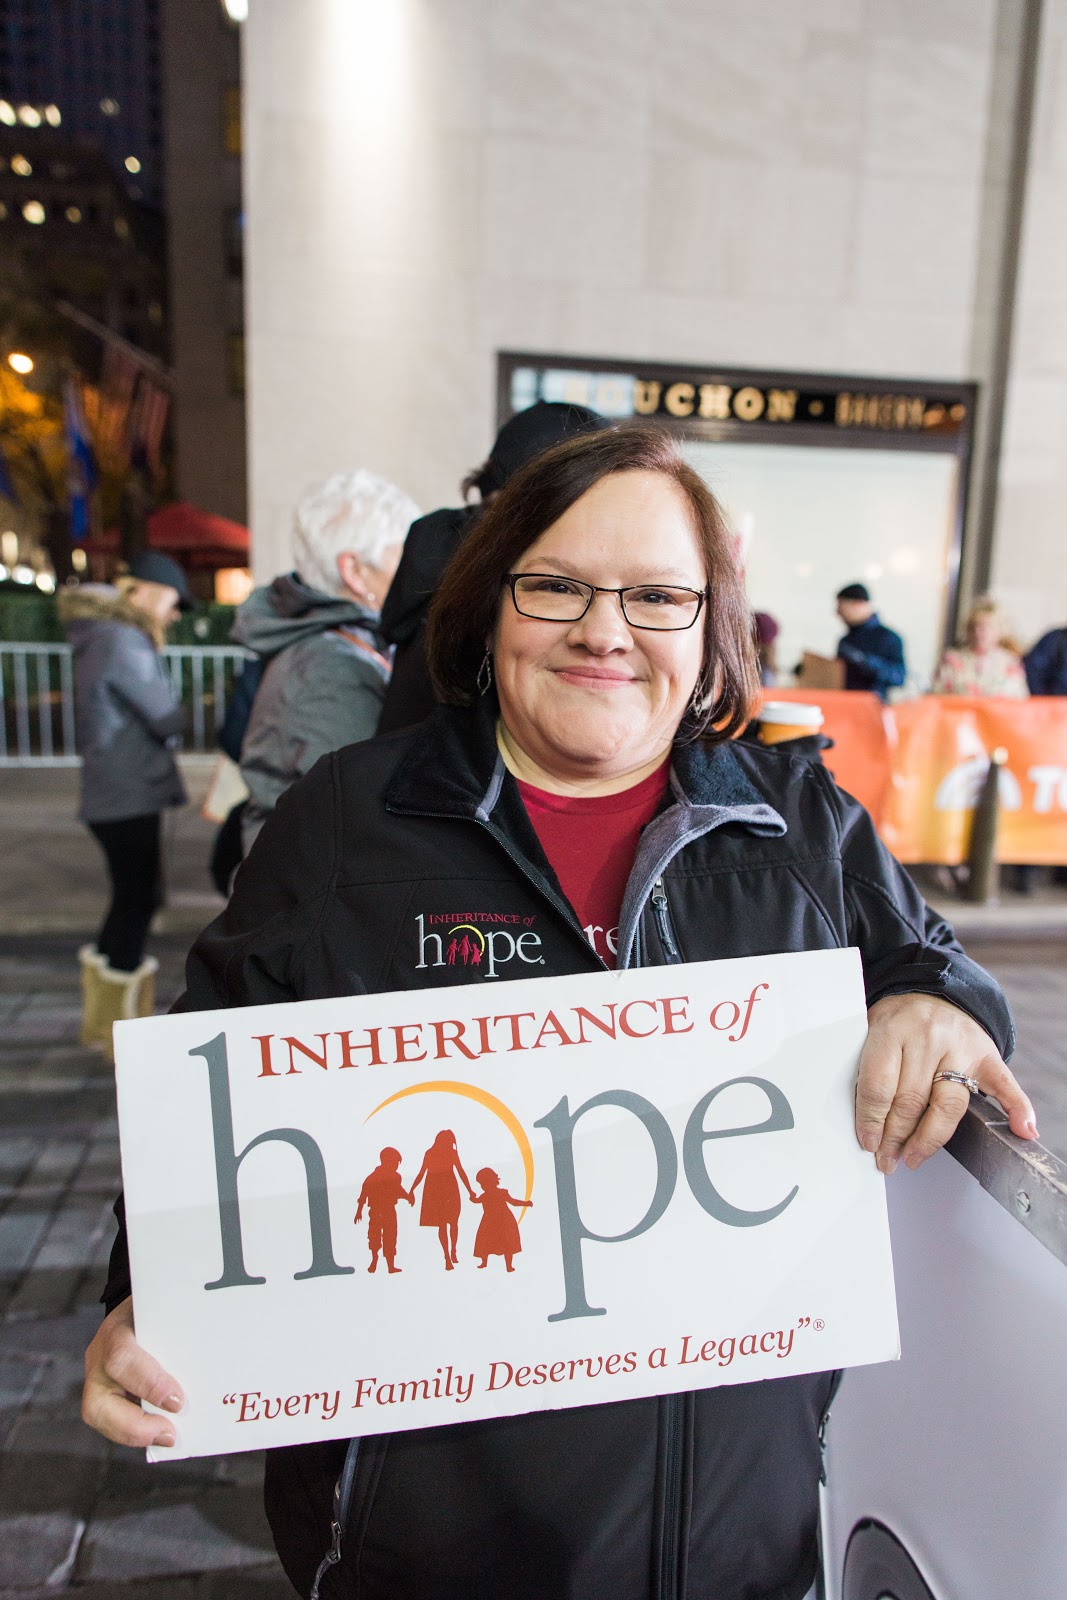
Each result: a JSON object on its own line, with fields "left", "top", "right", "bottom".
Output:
{"left": 932, "top": 1069, "right": 981, "bottom": 1096}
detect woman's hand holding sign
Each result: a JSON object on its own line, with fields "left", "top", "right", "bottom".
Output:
{"left": 857, "top": 993, "right": 1038, "bottom": 1175}
{"left": 82, "top": 1296, "right": 183, "bottom": 1450}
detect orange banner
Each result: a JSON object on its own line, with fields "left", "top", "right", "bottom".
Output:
{"left": 761, "top": 690, "right": 1067, "bottom": 864}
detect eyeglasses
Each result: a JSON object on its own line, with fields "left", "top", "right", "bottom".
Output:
{"left": 506, "top": 573, "right": 707, "bottom": 632}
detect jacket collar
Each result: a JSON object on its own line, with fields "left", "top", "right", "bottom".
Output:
{"left": 384, "top": 699, "right": 787, "bottom": 967}
{"left": 384, "top": 698, "right": 785, "bottom": 831}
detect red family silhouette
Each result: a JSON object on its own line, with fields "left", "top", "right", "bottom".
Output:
{"left": 446, "top": 934, "right": 481, "bottom": 967}
{"left": 355, "top": 1130, "right": 532, "bottom": 1276}
{"left": 354, "top": 1147, "right": 413, "bottom": 1274}
{"left": 472, "top": 1167, "right": 533, "bottom": 1272}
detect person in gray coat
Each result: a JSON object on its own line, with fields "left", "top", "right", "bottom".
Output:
{"left": 232, "top": 469, "right": 420, "bottom": 850}
{"left": 57, "top": 550, "right": 191, "bottom": 1050}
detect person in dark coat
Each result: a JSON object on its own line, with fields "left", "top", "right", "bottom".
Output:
{"left": 1023, "top": 623, "right": 1067, "bottom": 695}
{"left": 84, "top": 428, "right": 1036, "bottom": 1600}
{"left": 376, "top": 401, "right": 605, "bottom": 733}
{"left": 58, "top": 550, "right": 192, "bottom": 1053}
{"left": 835, "top": 582, "right": 906, "bottom": 698}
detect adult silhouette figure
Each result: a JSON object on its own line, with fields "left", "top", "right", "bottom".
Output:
{"left": 409, "top": 1129, "right": 475, "bottom": 1270}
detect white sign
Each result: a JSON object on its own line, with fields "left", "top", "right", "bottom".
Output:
{"left": 115, "top": 947, "right": 898, "bottom": 1461}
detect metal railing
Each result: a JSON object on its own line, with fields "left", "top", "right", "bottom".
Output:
{"left": 0, "top": 643, "right": 253, "bottom": 766}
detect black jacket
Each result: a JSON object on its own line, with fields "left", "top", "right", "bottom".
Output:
{"left": 1023, "top": 627, "right": 1067, "bottom": 696}
{"left": 836, "top": 613, "right": 906, "bottom": 697}
{"left": 103, "top": 702, "right": 1011, "bottom": 1600}
{"left": 377, "top": 506, "right": 477, "bottom": 734}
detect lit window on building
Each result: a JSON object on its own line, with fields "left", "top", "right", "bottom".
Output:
{"left": 223, "top": 86, "right": 242, "bottom": 157}
{"left": 0, "top": 102, "right": 15, "bottom": 127}
{"left": 114, "top": 215, "right": 130, "bottom": 239}
{"left": 22, "top": 201, "right": 46, "bottom": 225}
{"left": 44, "top": 105, "right": 61, "bottom": 127}
{"left": 10, "top": 155, "right": 32, "bottom": 177}
{"left": 124, "top": 155, "right": 141, "bottom": 174}
{"left": 17, "top": 105, "right": 42, "bottom": 128}
{"left": 66, "top": 206, "right": 82, "bottom": 223}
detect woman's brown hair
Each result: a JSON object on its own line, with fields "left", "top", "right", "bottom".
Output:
{"left": 426, "top": 425, "right": 761, "bottom": 742}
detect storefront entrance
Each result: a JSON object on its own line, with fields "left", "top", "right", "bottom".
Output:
{"left": 498, "top": 355, "right": 975, "bottom": 690}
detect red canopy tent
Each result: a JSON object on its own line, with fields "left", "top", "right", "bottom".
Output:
{"left": 92, "top": 501, "right": 250, "bottom": 573}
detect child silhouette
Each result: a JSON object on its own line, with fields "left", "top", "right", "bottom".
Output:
{"left": 355, "top": 1147, "right": 413, "bottom": 1274}
{"left": 472, "top": 1167, "right": 532, "bottom": 1273}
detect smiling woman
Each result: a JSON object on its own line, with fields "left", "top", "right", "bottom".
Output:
{"left": 427, "top": 427, "right": 759, "bottom": 772}
{"left": 82, "top": 424, "right": 1035, "bottom": 1600}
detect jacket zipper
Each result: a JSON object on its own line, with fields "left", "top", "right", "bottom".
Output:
{"left": 311, "top": 1438, "right": 362, "bottom": 1599}
{"left": 386, "top": 814, "right": 690, "bottom": 1591}
{"left": 649, "top": 874, "right": 687, "bottom": 1598}
{"left": 818, "top": 1371, "right": 843, "bottom": 1485}
{"left": 658, "top": 1395, "right": 685, "bottom": 1598}
{"left": 651, "top": 877, "right": 683, "bottom": 964}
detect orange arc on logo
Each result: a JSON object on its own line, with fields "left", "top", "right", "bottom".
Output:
{"left": 366, "top": 1079, "right": 534, "bottom": 1209}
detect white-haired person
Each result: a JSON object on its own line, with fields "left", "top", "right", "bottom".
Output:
{"left": 232, "top": 469, "right": 420, "bottom": 846}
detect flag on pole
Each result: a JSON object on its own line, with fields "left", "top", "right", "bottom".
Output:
{"left": 64, "top": 379, "right": 97, "bottom": 542}
{"left": 124, "top": 375, "right": 171, "bottom": 474}
{"left": 0, "top": 441, "right": 16, "bottom": 505}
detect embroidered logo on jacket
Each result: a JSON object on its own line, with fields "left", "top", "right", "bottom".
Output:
{"left": 415, "top": 913, "right": 544, "bottom": 979}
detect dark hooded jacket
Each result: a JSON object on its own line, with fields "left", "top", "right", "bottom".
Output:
{"left": 102, "top": 699, "right": 1012, "bottom": 1600}
{"left": 376, "top": 507, "right": 476, "bottom": 734}
{"left": 377, "top": 401, "right": 607, "bottom": 734}
{"left": 58, "top": 584, "right": 185, "bottom": 823}
{"left": 232, "top": 573, "right": 390, "bottom": 828}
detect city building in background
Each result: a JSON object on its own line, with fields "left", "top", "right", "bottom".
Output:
{"left": 0, "top": 0, "right": 248, "bottom": 598}
{"left": 160, "top": 0, "right": 247, "bottom": 526}
{"left": 0, "top": 0, "right": 164, "bottom": 205}
{"left": 0, "top": 121, "right": 167, "bottom": 355}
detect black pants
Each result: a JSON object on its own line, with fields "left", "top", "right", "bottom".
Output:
{"left": 88, "top": 813, "right": 163, "bottom": 973}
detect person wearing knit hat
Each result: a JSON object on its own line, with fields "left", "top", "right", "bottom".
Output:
{"left": 231, "top": 469, "right": 420, "bottom": 850}
{"left": 835, "top": 581, "right": 906, "bottom": 698}
{"left": 377, "top": 402, "right": 606, "bottom": 733}
{"left": 752, "top": 609, "right": 780, "bottom": 686}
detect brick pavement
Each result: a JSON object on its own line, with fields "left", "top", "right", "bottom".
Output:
{"left": 0, "top": 937, "right": 295, "bottom": 1598}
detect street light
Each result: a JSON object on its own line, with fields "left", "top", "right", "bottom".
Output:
{"left": 7, "top": 353, "right": 34, "bottom": 376}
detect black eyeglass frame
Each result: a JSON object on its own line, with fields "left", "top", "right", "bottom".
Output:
{"left": 504, "top": 573, "right": 709, "bottom": 632}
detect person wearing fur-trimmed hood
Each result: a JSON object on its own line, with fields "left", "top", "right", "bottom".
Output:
{"left": 58, "top": 550, "right": 191, "bottom": 1054}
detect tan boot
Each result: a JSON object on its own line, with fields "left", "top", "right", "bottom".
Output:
{"left": 78, "top": 946, "right": 106, "bottom": 1047}
{"left": 92, "top": 956, "right": 160, "bottom": 1062}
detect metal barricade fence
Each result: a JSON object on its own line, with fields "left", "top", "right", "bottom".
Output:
{"left": 0, "top": 643, "right": 253, "bottom": 766}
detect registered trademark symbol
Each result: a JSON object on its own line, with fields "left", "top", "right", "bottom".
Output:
{"left": 813, "top": 1319, "right": 825, "bottom": 1332}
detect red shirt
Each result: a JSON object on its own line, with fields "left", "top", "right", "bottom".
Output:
{"left": 516, "top": 761, "right": 670, "bottom": 967}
